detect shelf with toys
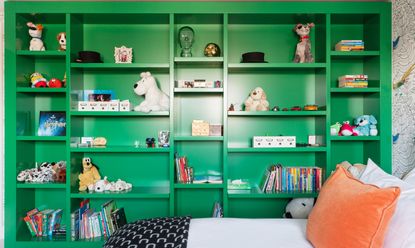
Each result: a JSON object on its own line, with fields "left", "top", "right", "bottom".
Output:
{"left": 6, "top": 2, "right": 391, "bottom": 247}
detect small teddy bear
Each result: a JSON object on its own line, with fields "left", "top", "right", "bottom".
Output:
{"left": 293, "top": 23, "right": 314, "bottom": 63}
{"left": 79, "top": 157, "right": 101, "bottom": 191}
{"left": 354, "top": 115, "right": 378, "bottom": 136}
{"left": 244, "top": 87, "right": 269, "bottom": 111}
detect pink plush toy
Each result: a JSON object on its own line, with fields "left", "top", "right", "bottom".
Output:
{"left": 338, "top": 121, "right": 358, "bottom": 136}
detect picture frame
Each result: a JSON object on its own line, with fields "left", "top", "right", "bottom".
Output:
{"left": 37, "top": 111, "right": 66, "bottom": 136}
{"left": 114, "top": 46, "right": 133, "bottom": 63}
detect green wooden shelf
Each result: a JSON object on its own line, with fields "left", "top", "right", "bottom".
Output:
{"left": 331, "top": 87, "right": 380, "bottom": 93}
{"left": 330, "top": 136, "right": 381, "bottom": 141}
{"left": 70, "top": 111, "right": 169, "bottom": 116}
{"left": 175, "top": 136, "right": 224, "bottom": 141}
{"left": 174, "top": 88, "right": 223, "bottom": 93}
{"left": 16, "top": 136, "right": 67, "bottom": 141}
{"left": 70, "top": 63, "right": 169, "bottom": 69}
{"left": 174, "top": 183, "right": 224, "bottom": 189}
{"left": 70, "top": 146, "right": 171, "bottom": 153}
{"left": 228, "top": 111, "right": 326, "bottom": 116}
{"left": 16, "top": 50, "right": 66, "bottom": 56}
{"left": 228, "top": 189, "right": 319, "bottom": 198}
{"left": 16, "top": 183, "right": 66, "bottom": 189}
{"left": 174, "top": 57, "right": 224, "bottom": 63}
{"left": 228, "top": 147, "right": 326, "bottom": 152}
{"left": 228, "top": 63, "right": 326, "bottom": 69}
{"left": 71, "top": 186, "right": 170, "bottom": 198}
{"left": 330, "top": 51, "right": 380, "bottom": 56}
{"left": 16, "top": 87, "right": 67, "bottom": 93}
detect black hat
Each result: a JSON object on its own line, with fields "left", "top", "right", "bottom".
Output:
{"left": 241, "top": 52, "right": 267, "bottom": 63}
{"left": 75, "top": 51, "right": 102, "bottom": 63}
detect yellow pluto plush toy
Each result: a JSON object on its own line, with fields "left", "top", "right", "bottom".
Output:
{"left": 79, "top": 157, "right": 101, "bottom": 191}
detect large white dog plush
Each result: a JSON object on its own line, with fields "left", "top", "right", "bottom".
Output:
{"left": 133, "top": 72, "right": 169, "bottom": 113}
{"left": 27, "top": 22, "right": 45, "bottom": 51}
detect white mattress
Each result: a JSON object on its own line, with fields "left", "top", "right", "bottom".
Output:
{"left": 187, "top": 218, "right": 313, "bottom": 248}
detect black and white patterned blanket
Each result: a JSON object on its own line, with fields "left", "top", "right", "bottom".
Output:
{"left": 104, "top": 216, "right": 191, "bottom": 248}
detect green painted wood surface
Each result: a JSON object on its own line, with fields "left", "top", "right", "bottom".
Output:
{"left": 5, "top": 2, "right": 391, "bottom": 247}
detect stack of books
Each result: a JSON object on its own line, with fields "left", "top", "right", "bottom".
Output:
{"left": 259, "top": 164, "right": 322, "bottom": 193}
{"left": 175, "top": 153, "right": 193, "bottom": 183}
{"left": 335, "top": 40, "right": 364, "bottom": 51}
{"left": 338, "top": 74, "right": 368, "bottom": 88}
{"left": 71, "top": 199, "right": 127, "bottom": 240}
{"left": 24, "top": 208, "right": 63, "bottom": 237}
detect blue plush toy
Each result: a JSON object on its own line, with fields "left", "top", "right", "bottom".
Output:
{"left": 354, "top": 115, "right": 378, "bottom": 136}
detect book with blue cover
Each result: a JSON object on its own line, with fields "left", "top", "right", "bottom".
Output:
{"left": 37, "top": 111, "right": 66, "bottom": 136}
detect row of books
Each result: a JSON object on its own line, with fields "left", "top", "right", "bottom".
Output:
{"left": 175, "top": 153, "right": 193, "bottom": 183}
{"left": 71, "top": 199, "right": 127, "bottom": 240}
{"left": 259, "top": 164, "right": 322, "bottom": 193}
{"left": 335, "top": 40, "right": 364, "bottom": 51}
{"left": 338, "top": 74, "right": 368, "bottom": 88}
{"left": 24, "top": 208, "right": 63, "bottom": 237}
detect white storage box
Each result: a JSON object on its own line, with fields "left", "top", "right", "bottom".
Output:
{"left": 108, "top": 100, "right": 119, "bottom": 111}
{"left": 78, "top": 101, "right": 90, "bottom": 111}
{"left": 88, "top": 102, "right": 99, "bottom": 111}
{"left": 253, "top": 136, "right": 296, "bottom": 148}
{"left": 120, "top": 100, "right": 131, "bottom": 111}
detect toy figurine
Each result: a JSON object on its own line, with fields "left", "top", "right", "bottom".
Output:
{"left": 146, "top": 138, "right": 155, "bottom": 148}
{"left": 79, "top": 157, "right": 101, "bottom": 191}
{"left": 293, "top": 23, "right": 314, "bottom": 63}
{"left": 56, "top": 32, "right": 66, "bottom": 51}
{"left": 30, "top": 72, "right": 47, "bottom": 88}
{"left": 48, "top": 78, "right": 63, "bottom": 88}
{"left": 27, "top": 22, "right": 45, "bottom": 51}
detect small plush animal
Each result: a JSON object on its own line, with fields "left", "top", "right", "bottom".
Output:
{"left": 283, "top": 198, "right": 315, "bottom": 219}
{"left": 27, "top": 22, "right": 45, "bottom": 51}
{"left": 244, "top": 87, "right": 269, "bottom": 111}
{"left": 354, "top": 115, "right": 377, "bottom": 136}
{"left": 338, "top": 121, "right": 358, "bottom": 136}
{"left": 133, "top": 72, "right": 170, "bottom": 113}
{"left": 93, "top": 176, "right": 112, "bottom": 192}
{"left": 30, "top": 72, "right": 47, "bottom": 88}
{"left": 79, "top": 157, "right": 101, "bottom": 192}
{"left": 293, "top": 23, "right": 314, "bottom": 63}
{"left": 330, "top": 122, "right": 342, "bottom": 136}
{"left": 56, "top": 32, "right": 66, "bottom": 51}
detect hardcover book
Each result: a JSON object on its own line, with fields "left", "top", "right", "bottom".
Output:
{"left": 37, "top": 111, "right": 66, "bottom": 136}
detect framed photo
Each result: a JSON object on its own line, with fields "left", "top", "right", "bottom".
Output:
{"left": 114, "top": 46, "right": 133, "bottom": 63}
{"left": 37, "top": 111, "right": 66, "bottom": 136}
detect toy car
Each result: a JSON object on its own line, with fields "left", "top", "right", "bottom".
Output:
{"left": 291, "top": 106, "right": 302, "bottom": 111}
{"left": 304, "top": 104, "right": 318, "bottom": 111}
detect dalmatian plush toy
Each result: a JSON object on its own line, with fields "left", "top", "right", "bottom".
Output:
{"left": 17, "top": 161, "right": 66, "bottom": 183}
{"left": 133, "top": 72, "right": 170, "bottom": 113}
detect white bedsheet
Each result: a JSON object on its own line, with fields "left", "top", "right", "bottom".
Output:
{"left": 188, "top": 218, "right": 313, "bottom": 248}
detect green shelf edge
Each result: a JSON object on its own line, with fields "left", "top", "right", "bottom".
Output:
{"left": 330, "top": 51, "right": 380, "bottom": 56}
{"left": 16, "top": 136, "right": 67, "bottom": 141}
{"left": 331, "top": 87, "right": 380, "bottom": 93}
{"left": 70, "top": 146, "right": 171, "bottom": 153}
{"left": 174, "top": 88, "right": 224, "bottom": 93}
{"left": 17, "top": 183, "right": 67, "bottom": 189}
{"left": 70, "top": 111, "right": 169, "bottom": 116}
{"left": 228, "top": 190, "right": 319, "bottom": 198}
{"left": 174, "top": 183, "right": 224, "bottom": 189}
{"left": 16, "top": 87, "right": 67, "bottom": 93}
{"left": 228, "top": 147, "right": 327, "bottom": 152}
{"left": 228, "top": 63, "right": 326, "bottom": 68}
{"left": 16, "top": 50, "right": 66, "bottom": 56}
{"left": 174, "top": 57, "right": 224, "bottom": 62}
{"left": 174, "top": 136, "right": 224, "bottom": 141}
{"left": 330, "top": 136, "right": 381, "bottom": 141}
{"left": 70, "top": 63, "right": 169, "bottom": 69}
{"left": 228, "top": 111, "right": 326, "bottom": 116}
{"left": 70, "top": 187, "right": 170, "bottom": 198}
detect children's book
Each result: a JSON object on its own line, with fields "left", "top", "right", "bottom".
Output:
{"left": 37, "top": 111, "right": 66, "bottom": 136}
{"left": 193, "top": 175, "right": 223, "bottom": 184}
{"left": 101, "top": 200, "right": 117, "bottom": 236}
{"left": 111, "top": 207, "right": 127, "bottom": 230}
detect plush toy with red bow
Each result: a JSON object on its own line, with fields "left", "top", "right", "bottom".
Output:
{"left": 293, "top": 23, "right": 314, "bottom": 63}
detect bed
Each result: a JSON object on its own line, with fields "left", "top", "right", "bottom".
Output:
{"left": 103, "top": 216, "right": 312, "bottom": 248}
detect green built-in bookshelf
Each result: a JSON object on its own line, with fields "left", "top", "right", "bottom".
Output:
{"left": 5, "top": 1, "right": 391, "bottom": 247}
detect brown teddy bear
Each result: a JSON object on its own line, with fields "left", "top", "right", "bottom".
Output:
{"left": 79, "top": 157, "right": 101, "bottom": 191}
{"left": 244, "top": 87, "right": 269, "bottom": 111}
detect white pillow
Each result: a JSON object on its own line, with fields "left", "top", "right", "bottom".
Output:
{"left": 360, "top": 158, "right": 415, "bottom": 248}
{"left": 402, "top": 167, "right": 415, "bottom": 186}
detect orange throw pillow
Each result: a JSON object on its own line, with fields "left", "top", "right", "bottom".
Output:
{"left": 306, "top": 166, "right": 400, "bottom": 248}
